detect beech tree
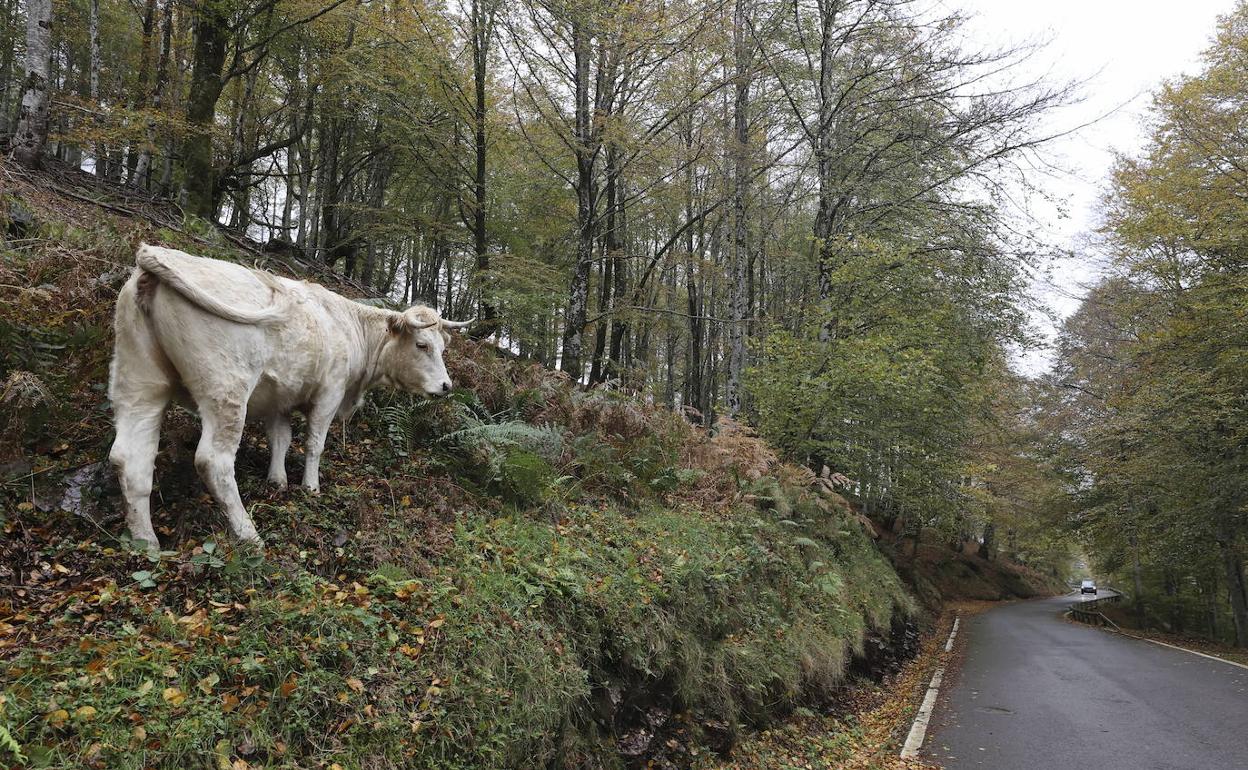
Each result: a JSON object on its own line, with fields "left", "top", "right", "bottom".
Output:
{"left": 9, "top": 0, "right": 51, "bottom": 167}
{"left": 5, "top": 0, "right": 1079, "bottom": 576}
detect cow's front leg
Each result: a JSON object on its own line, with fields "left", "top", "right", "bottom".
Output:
{"left": 302, "top": 400, "right": 338, "bottom": 493}
{"left": 194, "top": 401, "right": 262, "bottom": 543}
{"left": 265, "top": 413, "right": 292, "bottom": 487}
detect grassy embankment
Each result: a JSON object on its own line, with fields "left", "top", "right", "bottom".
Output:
{"left": 1, "top": 165, "right": 920, "bottom": 769}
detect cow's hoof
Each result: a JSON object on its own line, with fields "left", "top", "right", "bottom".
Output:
{"left": 267, "top": 477, "right": 288, "bottom": 489}
{"left": 236, "top": 535, "right": 265, "bottom": 550}
{"left": 127, "top": 534, "right": 161, "bottom": 555}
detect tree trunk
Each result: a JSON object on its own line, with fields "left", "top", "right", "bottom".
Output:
{"left": 559, "top": 18, "right": 595, "bottom": 381}
{"left": 725, "top": 0, "right": 750, "bottom": 417}
{"left": 1219, "top": 531, "right": 1248, "bottom": 647}
{"left": 606, "top": 169, "right": 628, "bottom": 383}
{"left": 127, "top": 0, "right": 158, "bottom": 184}
{"left": 812, "top": 0, "right": 844, "bottom": 343}
{"left": 1130, "top": 528, "right": 1146, "bottom": 626}
{"left": 179, "top": 0, "right": 229, "bottom": 219}
{"left": 471, "top": 0, "right": 496, "bottom": 333}
{"left": 133, "top": 0, "right": 171, "bottom": 188}
{"left": 10, "top": 0, "right": 52, "bottom": 168}
{"left": 89, "top": 0, "right": 105, "bottom": 176}
{"left": 978, "top": 522, "right": 995, "bottom": 561}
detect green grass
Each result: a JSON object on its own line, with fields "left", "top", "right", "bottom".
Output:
{"left": 2, "top": 481, "right": 909, "bottom": 769}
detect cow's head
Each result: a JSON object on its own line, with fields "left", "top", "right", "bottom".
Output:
{"left": 381, "top": 306, "right": 472, "bottom": 397}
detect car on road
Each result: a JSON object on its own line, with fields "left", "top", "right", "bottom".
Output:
{"left": 1081, "top": 579, "right": 1097, "bottom": 595}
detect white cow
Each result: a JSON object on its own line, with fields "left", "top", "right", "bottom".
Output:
{"left": 108, "top": 243, "right": 470, "bottom": 549}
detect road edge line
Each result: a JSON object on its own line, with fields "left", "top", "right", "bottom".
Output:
{"left": 1125, "top": 633, "right": 1248, "bottom": 671}
{"left": 1067, "top": 597, "right": 1248, "bottom": 672}
{"left": 900, "top": 613, "right": 960, "bottom": 759}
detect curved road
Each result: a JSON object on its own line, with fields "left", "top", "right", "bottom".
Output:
{"left": 923, "top": 594, "right": 1248, "bottom": 769}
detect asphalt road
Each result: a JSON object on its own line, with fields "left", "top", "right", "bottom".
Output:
{"left": 923, "top": 593, "right": 1248, "bottom": 769}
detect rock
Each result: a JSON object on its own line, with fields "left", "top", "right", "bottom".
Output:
{"left": 57, "top": 462, "right": 110, "bottom": 517}
{"left": 6, "top": 199, "right": 34, "bottom": 239}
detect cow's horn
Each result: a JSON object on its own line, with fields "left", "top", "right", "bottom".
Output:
{"left": 440, "top": 318, "right": 476, "bottom": 329}
{"left": 411, "top": 320, "right": 439, "bottom": 330}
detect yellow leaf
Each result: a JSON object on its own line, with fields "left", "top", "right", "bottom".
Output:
{"left": 46, "top": 708, "right": 69, "bottom": 725}
{"left": 16, "top": 502, "right": 33, "bottom": 512}
{"left": 198, "top": 673, "right": 220, "bottom": 695}
{"left": 428, "top": 618, "right": 445, "bottom": 629}
{"left": 137, "top": 679, "right": 154, "bottom": 696}
{"left": 74, "top": 705, "right": 97, "bottom": 720}
{"left": 345, "top": 677, "right": 365, "bottom": 694}
{"left": 162, "top": 687, "right": 186, "bottom": 706}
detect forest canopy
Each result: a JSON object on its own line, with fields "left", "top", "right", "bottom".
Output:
{"left": 2, "top": 0, "right": 1077, "bottom": 560}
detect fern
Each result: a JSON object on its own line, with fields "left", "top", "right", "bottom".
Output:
{"left": 0, "top": 721, "right": 24, "bottom": 763}
{"left": 440, "top": 421, "right": 563, "bottom": 461}
{"left": 377, "top": 397, "right": 445, "bottom": 449}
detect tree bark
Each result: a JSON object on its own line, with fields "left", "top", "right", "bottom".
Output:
{"left": 1219, "top": 526, "right": 1248, "bottom": 647}
{"left": 179, "top": 0, "right": 229, "bottom": 219}
{"left": 132, "top": 0, "right": 169, "bottom": 188}
{"left": 978, "top": 522, "right": 995, "bottom": 560}
{"left": 10, "top": 0, "right": 52, "bottom": 168}
{"left": 725, "top": 0, "right": 751, "bottom": 417}
{"left": 89, "top": 0, "right": 105, "bottom": 176}
{"left": 1130, "top": 527, "right": 1146, "bottom": 626}
{"left": 606, "top": 168, "right": 628, "bottom": 382}
{"left": 471, "top": 0, "right": 496, "bottom": 333}
{"left": 559, "top": 17, "right": 595, "bottom": 381}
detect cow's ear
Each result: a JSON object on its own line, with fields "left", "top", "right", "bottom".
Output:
{"left": 387, "top": 313, "right": 410, "bottom": 336}
{"left": 441, "top": 328, "right": 451, "bottom": 345}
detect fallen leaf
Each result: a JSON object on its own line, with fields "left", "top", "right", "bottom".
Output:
{"left": 198, "top": 672, "right": 220, "bottom": 695}
{"left": 74, "top": 705, "right": 97, "bottom": 720}
{"left": 279, "top": 674, "right": 298, "bottom": 698}
{"left": 345, "top": 677, "right": 365, "bottom": 694}
{"left": 162, "top": 687, "right": 186, "bottom": 706}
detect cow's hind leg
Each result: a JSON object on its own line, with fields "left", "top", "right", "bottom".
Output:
{"left": 264, "top": 414, "right": 291, "bottom": 487}
{"left": 194, "top": 399, "right": 263, "bottom": 543}
{"left": 302, "top": 396, "right": 342, "bottom": 493}
{"left": 109, "top": 395, "right": 168, "bottom": 550}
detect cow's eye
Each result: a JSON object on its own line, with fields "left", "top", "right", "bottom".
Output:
{"left": 415, "top": 341, "right": 429, "bottom": 351}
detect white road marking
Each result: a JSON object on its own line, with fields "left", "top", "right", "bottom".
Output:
{"left": 1066, "top": 592, "right": 1248, "bottom": 671}
{"left": 1127, "top": 635, "right": 1248, "bottom": 671}
{"left": 901, "top": 614, "right": 960, "bottom": 759}
{"left": 945, "top": 617, "right": 960, "bottom": 652}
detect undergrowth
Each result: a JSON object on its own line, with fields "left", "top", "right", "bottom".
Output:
{"left": 0, "top": 168, "right": 913, "bottom": 769}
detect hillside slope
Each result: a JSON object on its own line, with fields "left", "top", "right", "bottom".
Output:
{"left": 0, "top": 163, "right": 924, "bottom": 769}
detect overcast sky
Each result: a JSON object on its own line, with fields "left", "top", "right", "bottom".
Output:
{"left": 943, "top": 0, "right": 1236, "bottom": 375}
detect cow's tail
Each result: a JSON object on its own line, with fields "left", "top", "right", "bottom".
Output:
{"left": 135, "top": 243, "right": 288, "bottom": 326}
